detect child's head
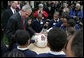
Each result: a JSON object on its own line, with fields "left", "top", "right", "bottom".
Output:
{"left": 44, "top": 19, "right": 50, "bottom": 29}
{"left": 53, "top": 12, "right": 59, "bottom": 20}
{"left": 62, "top": 18, "right": 76, "bottom": 27}
{"left": 27, "top": 17, "right": 32, "bottom": 25}
{"left": 15, "top": 30, "right": 30, "bottom": 46}
{"left": 67, "top": 19, "right": 76, "bottom": 27}
{"left": 47, "top": 28, "right": 67, "bottom": 52}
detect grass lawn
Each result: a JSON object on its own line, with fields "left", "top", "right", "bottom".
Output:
{"left": 2, "top": 33, "right": 9, "bottom": 47}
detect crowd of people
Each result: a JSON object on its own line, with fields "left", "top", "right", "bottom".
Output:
{"left": 1, "top": 1, "right": 83, "bottom": 57}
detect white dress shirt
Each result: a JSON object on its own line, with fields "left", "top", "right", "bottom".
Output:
{"left": 10, "top": 7, "right": 16, "bottom": 14}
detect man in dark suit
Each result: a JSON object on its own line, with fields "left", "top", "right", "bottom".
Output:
{"left": 6, "top": 5, "right": 37, "bottom": 41}
{"left": 3, "top": 1, "right": 18, "bottom": 30}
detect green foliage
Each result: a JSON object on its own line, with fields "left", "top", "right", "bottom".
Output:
{"left": 2, "top": 33, "right": 9, "bottom": 45}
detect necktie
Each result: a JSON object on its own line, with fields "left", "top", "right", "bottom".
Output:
{"left": 22, "top": 18, "right": 25, "bottom": 30}
{"left": 14, "top": 10, "right": 16, "bottom": 14}
{"left": 18, "top": 6, "right": 20, "bottom": 10}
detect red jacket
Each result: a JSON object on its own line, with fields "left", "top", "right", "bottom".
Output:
{"left": 33, "top": 10, "right": 48, "bottom": 18}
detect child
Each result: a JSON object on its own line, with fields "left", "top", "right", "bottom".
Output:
{"left": 13, "top": 30, "right": 37, "bottom": 57}
{"left": 41, "top": 19, "right": 50, "bottom": 33}
{"left": 26, "top": 17, "right": 36, "bottom": 38}
{"left": 48, "top": 12, "right": 62, "bottom": 28}
{"left": 36, "top": 28, "right": 67, "bottom": 57}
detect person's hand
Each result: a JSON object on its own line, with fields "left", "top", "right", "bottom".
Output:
{"left": 42, "top": 31, "right": 47, "bottom": 34}
{"left": 35, "top": 33, "right": 40, "bottom": 35}
{"left": 73, "top": 16, "right": 77, "bottom": 18}
{"left": 35, "top": 39, "right": 38, "bottom": 43}
{"left": 38, "top": 10, "right": 43, "bottom": 14}
{"left": 41, "top": 10, "right": 43, "bottom": 14}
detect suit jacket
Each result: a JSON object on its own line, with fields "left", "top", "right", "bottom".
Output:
{"left": 36, "top": 53, "right": 66, "bottom": 57}
{"left": 31, "top": 19, "right": 45, "bottom": 33}
{"left": 6, "top": 12, "right": 35, "bottom": 39}
{"left": 3, "top": 8, "right": 13, "bottom": 28}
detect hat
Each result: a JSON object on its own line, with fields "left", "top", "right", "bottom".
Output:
{"left": 38, "top": 4, "right": 43, "bottom": 7}
{"left": 76, "top": 3, "right": 80, "bottom": 7}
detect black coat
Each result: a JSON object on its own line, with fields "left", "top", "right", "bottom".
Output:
{"left": 6, "top": 12, "right": 35, "bottom": 39}
{"left": 3, "top": 8, "right": 13, "bottom": 29}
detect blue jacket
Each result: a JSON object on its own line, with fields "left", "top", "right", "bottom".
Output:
{"left": 75, "top": 24, "right": 80, "bottom": 31}
{"left": 69, "top": 10, "right": 83, "bottom": 21}
{"left": 36, "top": 53, "right": 66, "bottom": 57}
{"left": 13, "top": 48, "right": 37, "bottom": 57}
{"left": 48, "top": 18, "right": 62, "bottom": 28}
{"left": 59, "top": 24, "right": 80, "bottom": 31}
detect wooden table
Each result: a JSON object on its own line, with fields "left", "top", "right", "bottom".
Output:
{"left": 28, "top": 43, "right": 50, "bottom": 54}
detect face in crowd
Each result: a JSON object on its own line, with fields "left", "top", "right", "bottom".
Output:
{"left": 11, "top": 1, "right": 18, "bottom": 9}
{"left": 53, "top": 13, "right": 59, "bottom": 20}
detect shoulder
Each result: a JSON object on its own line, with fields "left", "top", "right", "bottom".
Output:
{"left": 23, "top": 49, "right": 37, "bottom": 57}
{"left": 4, "top": 8, "right": 11, "bottom": 13}
{"left": 36, "top": 53, "right": 49, "bottom": 57}
{"left": 10, "top": 13, "right": 19, "bottom": 20}
{"left": 80, "top": 11, "right": 83, "bottom": 13}
{"left": 8, "top": 13, "right": 19, "bottom": 23}
{"left": 25, "top": 49, "right": 37, "bottom": 55}
{"left": 49, "top": 19, "right": 54, "bottom": 23}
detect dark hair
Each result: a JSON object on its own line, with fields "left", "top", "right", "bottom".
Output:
{"left": 48, "top": 28, "right": 67, "bottom": 51}
{"left": 26, "top": 17, "right": 32, "bottom": 21}
{"left": 15, "top": 30, "right": 30, "bottom": 46}
{"left": 44, "top": 19, "right": 50, "bottom": 24}
{"left": 67, "top": 19, "right": 76, "bottom": 27}
{"left": 2, "top": 50, "right": 25, "bottom": 57}
{"left": 71, "top": 28, "right": 83, "bottom": 57}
